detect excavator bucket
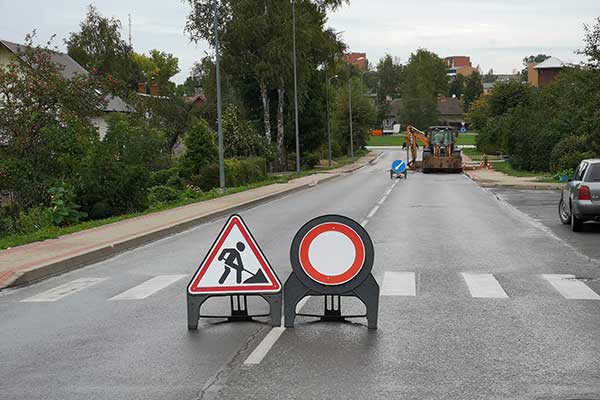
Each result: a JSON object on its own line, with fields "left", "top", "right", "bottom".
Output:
{"left": 422, "top": 154, "right": 463, "bottom": 173}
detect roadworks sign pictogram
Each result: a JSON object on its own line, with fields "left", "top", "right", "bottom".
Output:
{"left": 188, "top": 215, "right": 281, "bottom": 295}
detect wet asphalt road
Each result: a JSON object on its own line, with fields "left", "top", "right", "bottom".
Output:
{"left": 0, "top": 150, "right": 599, "bottom": 400}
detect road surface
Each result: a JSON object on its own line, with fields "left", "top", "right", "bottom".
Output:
{"left": 1, "top": 150, "right": 599, "bottom": 400}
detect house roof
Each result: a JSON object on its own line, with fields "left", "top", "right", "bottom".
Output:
{"left": 438, "top": 97, "right": 464, "bottom": 116}
{"left": 1, "top": 39, "right": 131, "bottom": 113}
{"left": 1, "top": 39, "right": 88, "bottom": 80}
{"left": 534, "top": 57, "right": 566, "bottom": 69}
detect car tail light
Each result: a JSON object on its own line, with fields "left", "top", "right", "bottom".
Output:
{"left": 578, "top": 185, "right": 592, "bottom": 201}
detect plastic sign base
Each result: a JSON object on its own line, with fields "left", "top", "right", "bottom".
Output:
{"left": 283, "top": 272, "right": 379, "bottom": 329}
{"left": 187, "top": 293, "right": 282, "bottom": 330}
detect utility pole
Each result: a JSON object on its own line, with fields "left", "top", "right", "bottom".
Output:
{"left": 292, "top": 0, "right": 300, "bottom": 172}
{"left": 214, "top": 0, "right": 225, "bottom": 190}
{"left": 326, "top": 74, "right": 337, "bottom": 167}
{"left": 348, "top": 75, "right": 354, "bottom": 158}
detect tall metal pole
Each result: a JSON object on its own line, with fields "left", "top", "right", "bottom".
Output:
{"left": 292, "top": 0, "right": 301, "bottom": 172}
{"left": 348, "top": 73, "right": 354, "bottom": 158}
{"left": 214, "top": 0, "right": 225, "bottom": 190}
{"left": 326, "top": 73, "right": 332, "bottom": 167}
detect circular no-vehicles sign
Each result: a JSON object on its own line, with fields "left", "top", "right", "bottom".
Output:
{"left": 290, "top": 215, "right": 374, "bottom": 293}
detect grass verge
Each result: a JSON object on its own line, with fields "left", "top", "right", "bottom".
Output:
{"left": 490, "top": 161, "right": 550, "bottom": 178}
{"left": 0, "top": 151, "right": 369, "bottom": 250}
{"left": 368, "top": 133, "right": 477, "bottom": 147}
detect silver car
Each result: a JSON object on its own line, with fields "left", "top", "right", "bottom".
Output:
{"left": 559, "top": 159, "right": 600, "bottom": 231}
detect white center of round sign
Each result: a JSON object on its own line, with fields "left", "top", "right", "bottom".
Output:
{"left": 307, "top": 231, "right": 356, "bottom": 276}
{"left": 298, "top": 222, "right": 366, "bottom": 286}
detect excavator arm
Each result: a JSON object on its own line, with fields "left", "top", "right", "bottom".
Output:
{"left": 406, "top": 125, "right": 429, "bottom": 170}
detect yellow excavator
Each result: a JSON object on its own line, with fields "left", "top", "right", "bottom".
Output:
{"left": 405, "top": 125, "right": 463, "bottom": 173}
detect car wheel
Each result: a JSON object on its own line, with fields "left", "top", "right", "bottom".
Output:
{"left": 571, "top": 205, "right": 583, "bottom": 232}
{"left": 558, "top": 198, "right": 570, "bottom": 224}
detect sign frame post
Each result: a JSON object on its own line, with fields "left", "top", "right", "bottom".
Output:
{"left": 283, "top": 215, "right": 379, "bottom": 329}
{"left": 187, "top": 214, "right": 282, "bottom": 330}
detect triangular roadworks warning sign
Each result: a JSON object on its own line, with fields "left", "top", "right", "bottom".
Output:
{"left": 188, "top": 215, "right": 281, "bottom": 295}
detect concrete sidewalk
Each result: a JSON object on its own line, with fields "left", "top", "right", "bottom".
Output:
{"left": 0, "top": 152, "right": 380, "bottom": 290}
{"left": 465, "top": 168, "right": 563, "bottom": 190}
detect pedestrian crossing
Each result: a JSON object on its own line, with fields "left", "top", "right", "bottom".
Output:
{"left": 109, "top": 275, "right": 186, "bottom": 300}
{"left": 15, "top": 272, "right": 600, "bottom": 303}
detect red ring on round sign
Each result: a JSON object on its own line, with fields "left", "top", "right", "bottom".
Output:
{"left": 298, "top": 222, "right": 365, "bottom": 286}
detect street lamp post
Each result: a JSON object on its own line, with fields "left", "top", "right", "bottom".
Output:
{"left": 292, "top": 0, "right": 300, "bottom": 172}
{"left": 214, "top": 0, "right": 225, "bottom": 191}
{"left": 326, "top": 74, "right": 338, "bottom": 167}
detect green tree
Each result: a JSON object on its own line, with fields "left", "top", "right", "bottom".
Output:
{"left": 78, "top": 115, "right": 166, "bottom": 218}
{"left": 332, "top": 78, "right": 376, "bottom": 155}
{"left": 185, "top": 0, "right": 347, "bottom": 169}
{"left": 375, "top": 54, "right": 402, "bottom": 103}
{"left": 463, "top": 71, "right": 483, "bottom": 111}
{"left": 0, "top": 35, "right": 104, "bottom": 218}
{"left": 179, "top": 117, "right": 218, "bottom": 177}
{"left": 578, "top": 16, "right": 600, "bottom": 68}
{"left": 399, "top": 49, "right": 449, "bottom": 130}
{"left": 66, "top": 5, "right": 139, "bottom": 90}
{"left": 222, "top": 104, "right": 271, "bottom": 158}
{"left": 131, "top": 50, "right": 180, "bottom": 95}
{"left": 448, "top": 74, "right": 465, "bottom": 98}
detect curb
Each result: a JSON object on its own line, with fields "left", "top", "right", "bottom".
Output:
{"left": 464, "top": 171, "right": 562, "bottom": 191}
{"left": 2, "top": 156, "right": 379, "bottom": 289}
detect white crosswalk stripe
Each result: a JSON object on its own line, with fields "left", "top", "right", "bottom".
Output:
{"left": 381, "top": 271, "right": 416, "bottom": 296}
{"left": 21, "top": 278, "right": 107, "bottom": 302}
{"left": 462, "top": 273, "right": 509, "bottom": 298}
{"left": 109, "top": 275, "right": 186, "bottom": 300}
{"left": 542, "top": 274, "right": 600, "bottom": 300}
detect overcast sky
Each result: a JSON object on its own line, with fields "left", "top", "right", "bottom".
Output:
{"left": 1, "top": 0, "right": 598, "bottom": 83}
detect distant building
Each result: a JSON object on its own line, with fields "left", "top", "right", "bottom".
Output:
{"left": 345, "top": 52, "right": 368, "bottom": 70}
{"left": 483, "top": 74, "right": 520, "bottom": 93}
{"left": 528, "top": 57, "right": 569, "bottom": 87}
{"left": 446, "top": 56, "right": 477, "bottom": 77}
{"left": 0, "top": 39, "right": 132, "bottom": 139}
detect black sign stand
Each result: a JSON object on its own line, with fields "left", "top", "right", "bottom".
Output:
{"left": 187, "top": 293, "right": 281, "bottom": 330}
{"left": 283, "top": 215, "right": 380, "bottom": 329}
{"left": 186, "top": 214, "right": 283, "bottom": 330}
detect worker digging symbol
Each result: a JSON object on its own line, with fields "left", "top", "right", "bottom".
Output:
{"left": 217, "top": 242, "right": 268, "bottom": 285}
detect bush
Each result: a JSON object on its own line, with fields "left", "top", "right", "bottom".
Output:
{"left": 179, "top": 117, "right": 218, "bottom": 178}
{"left": 190, "top": 157, "right": 267, "bottom": 191}
{"left": 148, "top": 185, "right": 181, "bottom": 206}
{"left": 302, "top": 152, "right": 321, "bottom": 169}
{"left": 49, "top": 184, "right": 87, "bottom": 226}
{"left": 0, "top": 207, "right": 53, "bottom": 236}
{"left": 78, "top": 114, "right": 165, "bottom": 217}
{"left": 550, "top": 135, "right": 595, "bottom": 172}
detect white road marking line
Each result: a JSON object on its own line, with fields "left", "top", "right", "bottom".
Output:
{"left": 385, "top": 188, "right": 392, "bottom": 196}
{"left": 378, "top": 195, "right": 388, "bottom": 205}
{"left": 244, "top": 296, "right": 311, "bottom": 365}
{"left": 367, "top": 205, "right": 380, "bottom": 219}
{"left": 392, "top": 180, "right": 399, "bottom": 188}
{"left": 543, "top": 274, "right": 600, "bottom": 300}
{"left": 462, "top": 273, "right": 508, "bottom": 298}
{"left": 360, "top": 219, "right": 369, "bottom": 227}
{"left": 21, "top": 278, "right": 107, "bottom": 302}
{"left": 109, "top": 275, "right": 186, "bottom": 300}
{"left": 381, "top": 272, "right": 416, "bottom": 296}
{"left": 244, "top": 327, "right": 285, "bottom": 365}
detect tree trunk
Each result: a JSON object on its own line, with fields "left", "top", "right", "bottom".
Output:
{"left": 276, "top": 80, "right": 286, "bottom": 169}
{"left": 259, "top": 81, "right": 271, "bottom": 143}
